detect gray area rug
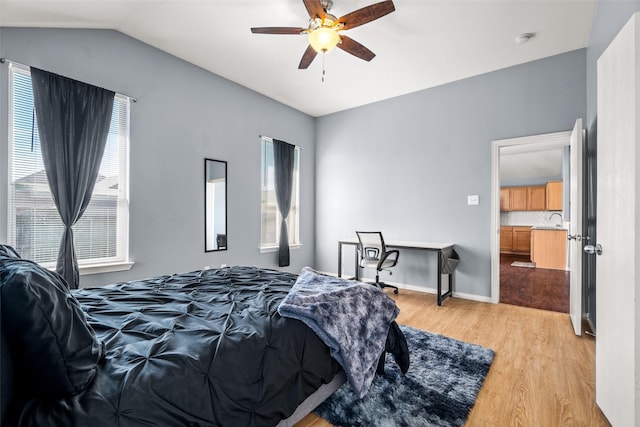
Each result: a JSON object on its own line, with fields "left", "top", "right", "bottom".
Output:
{"left": 314, "top": 325, "right": 495, "bottom": 427}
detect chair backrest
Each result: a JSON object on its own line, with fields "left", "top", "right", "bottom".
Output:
{"left": 355, "top": 231, "right": 387, "bottom": 261}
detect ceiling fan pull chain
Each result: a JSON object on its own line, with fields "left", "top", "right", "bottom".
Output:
{"left": 322, "top": 52, "right": 326, "bottom": 82}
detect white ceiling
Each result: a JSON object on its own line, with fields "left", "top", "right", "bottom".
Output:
{"left": 0, "top": 0, "right": 598, "bottom": 117}
{"left": 500, "top": 148, "right": 563, "bottom": 181}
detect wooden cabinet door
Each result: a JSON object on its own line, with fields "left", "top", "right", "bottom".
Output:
{"left": 500, "top": 188, "right": 510, "bottom": 211}
{"left": 531, "top": 229, "right": 567, "bottom": 270}
{"left": 502, "top": 186, "right": 547, "bottom": 211}
{"left": 546, "top": 181, "right": 563, "bottom": 210}
{"left": 512, "top": 227, "right": 532, "bottom": 253}
{"left": 510, "top": 187, "right": 527, "bottom": 211}
{"left": 527, "top": 186, "right": 546, "bottom": 210}
{"left": 500, "top": 226, "right": 513, "bottom": 252}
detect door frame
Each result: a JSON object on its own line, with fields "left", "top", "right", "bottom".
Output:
{"left": 490, "top": 130, "right": 573, "bottom": 304}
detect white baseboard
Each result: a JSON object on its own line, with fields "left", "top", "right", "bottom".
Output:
{"left": 392, "top": 281, "right": 493, "bottom": 303}
{"left": 451, "top": 290, "right": 493, "bottom": 303}
{"left": 317, "top": 271, "right": 494, "bottom": 304}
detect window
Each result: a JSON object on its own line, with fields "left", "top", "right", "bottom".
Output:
{"left": 8, "top": 64, "right": 130, "bottom": 271}
{"left": 260, "top": 137, "right": 300, "bottom": 250}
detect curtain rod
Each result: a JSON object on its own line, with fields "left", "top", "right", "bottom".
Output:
{"left": 259, "top": 135, "right": 303, "bottom": 149}
{"left": 1, "top": 57, "right": 138, "bottom": 103}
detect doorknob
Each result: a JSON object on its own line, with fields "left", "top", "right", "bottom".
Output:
{"left": 584, "top": 244, "right": 603, "bottom": 255}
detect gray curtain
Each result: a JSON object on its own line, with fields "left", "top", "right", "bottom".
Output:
{"left": 30, "top": 68, "right": 115, "bottom": 289}
{"left": 273, "top": 139, "right": 295, "bottom": 267}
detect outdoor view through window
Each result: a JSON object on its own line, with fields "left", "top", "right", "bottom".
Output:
{"left": 8, "top": 65, "right": 130, "bottom": 266}
{"left": 260, "top": 137, "right": 300, "bottom": 250}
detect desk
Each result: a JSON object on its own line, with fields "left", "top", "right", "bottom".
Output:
{"left": 337, "top": 239, "right": 457, "bottom": 306}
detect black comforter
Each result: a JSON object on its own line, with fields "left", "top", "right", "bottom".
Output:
{"left": 14, "top": 266, "right": 341, "bottom": 426}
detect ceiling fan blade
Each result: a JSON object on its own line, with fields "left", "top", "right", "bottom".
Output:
{"left": 338, "top": 0, "right": 395, "bottom": 30}
{"left": 337, "top": 35, "right": 375, "bottom": 61}
{"left": 251, "top": 27, "right": 306, "bottom": 35}
{"left": 303, "top": 0, "right": 325, "bottom": 19}
{"left": 298, "top": 45, "right": 318, "bottom": 69}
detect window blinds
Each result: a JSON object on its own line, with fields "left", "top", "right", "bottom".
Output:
{"left": 260, "top": 137, "right": 300, "bottom": 249}
{"left": 8, "top": 65, "right": 130, "bottom": 266}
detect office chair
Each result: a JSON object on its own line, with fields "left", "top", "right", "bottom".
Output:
{"left": 216, "top": 234, "right": 227, "bottom": 249}
{"left": 355, "top": 231, "right": 399, "bottom": 294}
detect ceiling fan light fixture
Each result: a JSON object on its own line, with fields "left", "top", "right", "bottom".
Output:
{"left": 251, "top": 0, "right": 395, "bottom": 69}
{"left": 308, "top": 27, "right": 340, "bottom": 53}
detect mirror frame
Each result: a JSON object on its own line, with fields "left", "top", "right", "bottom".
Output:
{"left": 204, "top": 158, "right": 228, "bottom": 252}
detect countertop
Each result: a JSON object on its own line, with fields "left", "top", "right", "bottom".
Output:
{"left": 531, "top": 226, "right": 567, "bottom": 231}
{"left": 501, "top": 225, "right": 568, "bottom": 230}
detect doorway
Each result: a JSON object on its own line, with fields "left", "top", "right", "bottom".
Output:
{"left": 499, "top": 253, "right": 569, "bottom": 312}
{"left": 491, "top": 128, "right": 581, "bottom": 320}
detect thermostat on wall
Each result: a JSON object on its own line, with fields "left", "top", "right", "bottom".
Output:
{"left": 467, "top": 195, "right": 479, "bottom": 205}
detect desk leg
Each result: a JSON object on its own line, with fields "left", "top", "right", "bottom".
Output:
{"left": 354, "top": 247, "right": 360, "bottom": 280}
{"left": 338, "top": 242, "right": 343, "bottom": 278}
{"left": 440, "top": 272, "right": 454, "bottom": 305}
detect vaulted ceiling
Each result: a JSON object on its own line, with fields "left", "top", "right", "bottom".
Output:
{"left": 0, "top": 0, "right": 598, "bottom": 117}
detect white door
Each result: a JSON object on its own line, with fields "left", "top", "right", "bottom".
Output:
{"left": 568, "top": 119, "right": 583, "bottom": 336}
{"left": 594, "top": 12, "right": 639, "bottom": 426}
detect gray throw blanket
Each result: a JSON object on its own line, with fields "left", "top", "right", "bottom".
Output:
{"left": 278, "top": 267, "right": 399, "bottom": 398}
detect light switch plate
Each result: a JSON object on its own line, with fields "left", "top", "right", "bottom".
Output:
{"left": 468, "top": 195, "right": 479, "bottom": 205}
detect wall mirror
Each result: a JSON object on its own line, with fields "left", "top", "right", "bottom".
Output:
{"left": 205, "top": 158, "right": 227, "bottom": 251}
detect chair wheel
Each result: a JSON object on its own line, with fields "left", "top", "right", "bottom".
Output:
{"left": 394, "top": 289, "right": 399, "bottom": 294}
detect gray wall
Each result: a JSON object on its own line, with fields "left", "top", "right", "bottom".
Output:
{"left": 584, "top": 1, "right": 640, "bottom": 328}
{"left": 4, "top": 3, "right": 638, "bottom": 301}
{"left": 315, "top": 49, "right": 587, "bottom": 298}
{"left": 0, "top": 28, "right": 317, "bottom": 287}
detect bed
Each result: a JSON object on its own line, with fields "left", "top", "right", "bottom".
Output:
{"left": 0, "top": 245, "right": 405, "bottom": 426}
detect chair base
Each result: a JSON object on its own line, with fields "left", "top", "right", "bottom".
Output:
{"left": 373, "top": 270, "right": 399, "bottom": 294}
{"left": 377, "top": 282, "right": 399, "bottom": 294}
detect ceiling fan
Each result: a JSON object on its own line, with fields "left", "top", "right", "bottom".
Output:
{"left": 251, "top": 0, "right": 396, "bottom": 69}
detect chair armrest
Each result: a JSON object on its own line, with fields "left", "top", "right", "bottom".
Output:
{"left": 377, "top": 249, "right": 400, "bottom": 270}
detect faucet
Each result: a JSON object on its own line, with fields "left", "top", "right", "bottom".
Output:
{"left": 549, "top": 212, "right": 563, "bottom": 227}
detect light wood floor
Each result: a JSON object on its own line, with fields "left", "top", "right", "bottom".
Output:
{"left": 296, "top": 290, "right": 610, "bottom": 427}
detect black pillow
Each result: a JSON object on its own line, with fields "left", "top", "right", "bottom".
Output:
{"left": 1, "top": 299, "right": 14, "bottom": 424}
{"left": 0, "top": 248, "right": 103, "bottom": 399}
{"left": 0, "top": 245, "right": 21, "bottom": 260}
